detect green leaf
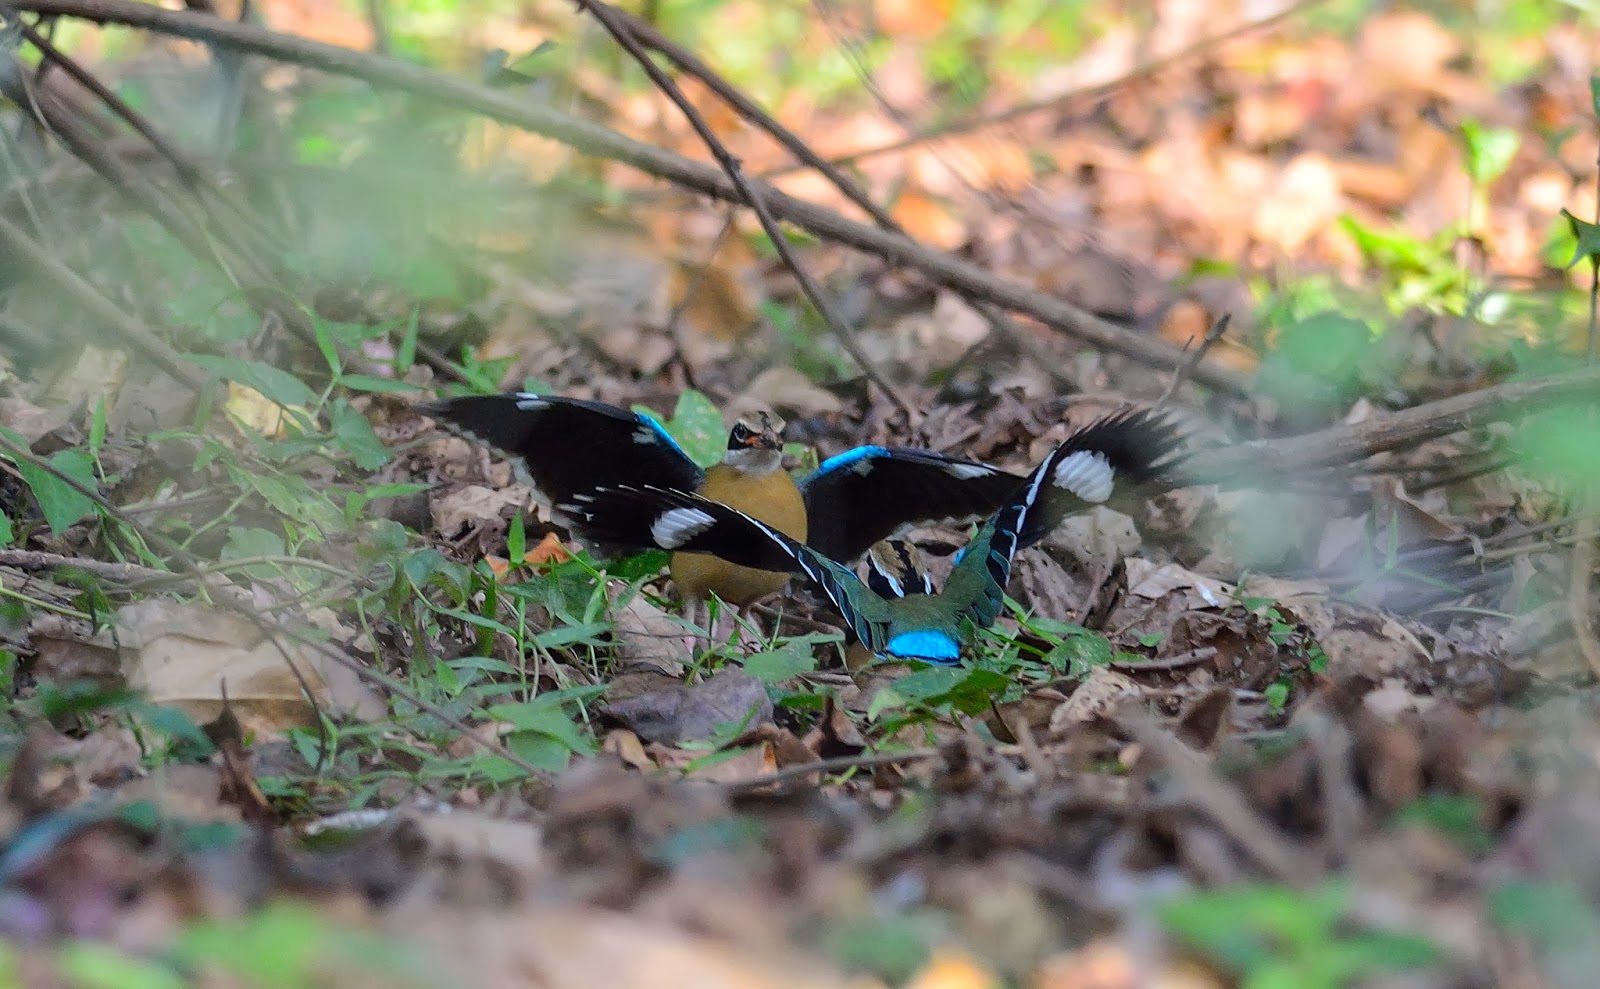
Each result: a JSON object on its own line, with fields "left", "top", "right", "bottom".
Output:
{"left": 506, "top": 730, "right": 578, "bottom": 772}
{"left": 339, "top": 375, "right": 423, "bottom": 394}
{"left": 329, "top": 401, "right": 390, "bottom": 470}
{"left": 887, "top": 666, "right": 966, "bottom": 703}
{"left": 487, "top": 697, "right": 595, "bottom": 756}
{"left": 743, "top": 642, "right": 818, "bottom": 685}
{"left": 1560, "top": 208, "right": 1600, "bottom": 268}
{"left": 89, "top": 397, "right": 107, "bottom": 459}
{"left": 1273, "top": 311, "right": 1372, "bottom": 376}
{"left": 605, "top": 549, "right": 669, "bottom": 582}
{"left": 1512, "top": 411, "right": 1600, "bottom": 487}
{"left": 1048, "top": 632, "right": 1112, "bottom": 673}
{"left": 59, "top": 942, "right": 187, "bottom": 989}
{"left": 15, "top": 447, "right": 99, "bottom": 535}
{"left": 529, "top": 622, "right": 611, "bottom": 648}
{"left": 506, "top": 512, "right": 526, "bottom": 562}
{"left": 185, "top": 355, "right": 317, "bottom": 407}
{"left": 0, "top": 510, "right": 12, "bottom": 546}
{"left": 1459, "top": 120, "right": 1520, "bottom": 184}
{"left": 658, "top": 388, "right": 727, "bottom": 468}
{"left": 220, "top": 528, "right": 286, "bottom": 577}
{"left": 1489, "top": 880, "right": 1596, "bottom": 948}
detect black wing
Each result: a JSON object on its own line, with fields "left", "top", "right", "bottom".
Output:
{"left": 943, "top": 436, "right": 1086, "bottom": 628}
{"left": 422, "top": 394, "right": 705, "bottom": 510}
{"left": 1017, "top": 407, "right": 1190, "bottom": 548}
{"left": 570, "top": 485, "right": 890, "bottom": 651}
{"left": 798, "top": 446, "right": 1025, "bottom": 562}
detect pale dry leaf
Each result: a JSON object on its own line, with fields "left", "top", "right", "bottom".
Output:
{"left": 45, "top": 346, "right": 128, "bottom": 410}
{"left": 112, "top": 600, "right": 383, "bottom": 738}
{"left": 1046, "top": 507, "right": 1142, "bottom": 570}
{"left": 0, "top": 397, "right": 71, "bottom": 445}
{"left": 905, "top": 948, "right": 1001, "bottom": 989}
{"left": 1254, "top": 153, "right": 1345, "bottom": 254}
{"left": 393, "top": 905, "right": 855, "bottom": 989}
{"left": 650, "top": 739, "right": 778, "bottom": 783}
{"left": 430, "top": 484, "right": 529, "bottom": 539}
{"left": 601, "top": 729, "right": 655, "bottom": 770}
{"left": 223, "top": 382, "right": 302, "bottom": 439}
{"left": 1318, "top": 612, "right": 1428, "bottom": 681}
{"left": 608, "top": 584, "right": 691, "bottom": 675}
{"left": 1362, "top": 677, "right": 1438, "bottom": 721}
{"left": 1049, "top": 668, "right": 1144, "bottom": 735}
{"left": 733, "top": 367, "right": 844, "bottom": 419}
{"left": 1123, "top": 560, "right": 1233, "bottom": 610}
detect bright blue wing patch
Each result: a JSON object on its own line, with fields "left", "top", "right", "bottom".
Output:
{"left": 885, "top": 630, "right": 961, "bottom": 663}
{"left": 807, "top": 445, "right": 889, "bottom": 480}
{"left": 634, "top": 410, "right": 694, "bottom": 465}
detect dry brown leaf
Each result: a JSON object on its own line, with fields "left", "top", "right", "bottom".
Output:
{"left": 223, "top": 382, "right": 305, "bottom": 439}
{"left": 0, "top": 396, "right": 72, "bottom": 445}
{"left": 45, "top": 346, "right": 128, "bottom": 410}
{"left": 111, "top": 600, "right": 383, "bottom": 738}
{"left": 1049, "top": 668, "right": 1143, "bottom": 735}
{"left": 603, "top": 668, "right": 773, "bottom": 745}
{"left": 650, "top": 739, "right": 778, "bottom": 783}
{"left": 1047, "top": 508, "right": 1142, "bottom": 570}
{"left": 608, "top": 584, "right": 692, "bottom": 675}
{"left": 602, "top": 729, "right": 655, "bottom": 771}
{"left": 430, "top": 484, "right": 529, "bottom": 540}
{"left": 892, "top": 189, "right": 967, "bottom": 250}
{"left": 1123, "top": 560, "right": 1232, "bottom": 611}
{"left": 1253, "top": 153, "right": 1344, "bottom": 253}
{"left": 668, "top": 253, "right": 760, "bottom": 343}
{"left": 732, "top": 367, "right": 844, "bottom": 419}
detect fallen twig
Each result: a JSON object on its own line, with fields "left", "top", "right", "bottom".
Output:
{"left": 1158, "top": 314, "right": 1232, "bottom": 406}
{"left": 1195, "top": 365, "right": 1600, "bottom": 480}
{"left": 1120, "top": 711, "right": 1315, "bottom": 886}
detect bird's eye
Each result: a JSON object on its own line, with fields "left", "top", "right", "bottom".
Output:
{"left": 732, "top": 424, "right": 749, "bottom": 439}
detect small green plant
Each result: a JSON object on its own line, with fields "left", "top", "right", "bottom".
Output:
{"left": 1160, "top": 880, "right": 1438, "bottom": 988}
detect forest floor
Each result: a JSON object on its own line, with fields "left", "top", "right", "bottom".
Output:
{"left": 0, "top": 0, "right": 1598, "bottom": 986}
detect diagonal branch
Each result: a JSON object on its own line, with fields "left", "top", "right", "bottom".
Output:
{"left": 12, "top": 0, "right": 1252, "bottom": 396}
{"left": 1194, "top": 365, "right": 1600, "bottom": 479}
{"left": 572, "top": 0, "right": 912, "bottom": 413}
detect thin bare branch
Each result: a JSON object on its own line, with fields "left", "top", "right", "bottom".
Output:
{"left": 572, "top": 0, "right": 912, "bottom": 413}
{"left": 12, "top": 0, "right": 1252, "bottom": 395}
{"left": 0, "top": 213, "right": 209, "bottom": 391}
{"left": 1158, "top": 313, "right": 1232, "bottom": 406}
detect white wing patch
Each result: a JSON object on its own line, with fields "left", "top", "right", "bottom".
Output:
{"left": 650, "top": 507, "right": 717, "bottom": 549}
{"left": 633, "top": 426, "right": 660, "bottom": 445}
{"left": 514, "top": 393, "right": 551, "bottom": 410}
{"left": 1052, "top": 451, "right": 1115, "bottom": 503}
{"left": 942, "top": 463, "right": 994, "bottom": 480}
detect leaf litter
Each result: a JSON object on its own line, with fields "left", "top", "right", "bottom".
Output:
{"left": 0, "top": 1, "right": 1597, "bottom": 986}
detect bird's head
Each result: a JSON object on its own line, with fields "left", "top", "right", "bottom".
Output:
{"left": 723, "top": 409, "right": 785, "bottom": 473}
